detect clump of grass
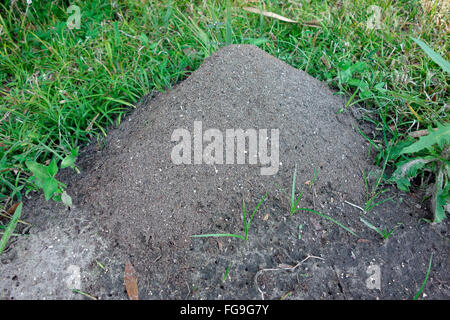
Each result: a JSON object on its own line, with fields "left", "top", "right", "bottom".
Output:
{"left": 359, "top": 217, "right": 401, "bottom": 240}
{"left": 362, "top": 169, "right": 393, "bottom": 213}
{"left": 191, "top": 193, "right": 267, "bottom": 241}
{"left": 281, "top": 165, "right": 358, "bottom": 237}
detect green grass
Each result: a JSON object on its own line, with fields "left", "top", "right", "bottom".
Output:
{"left": 223, "top": 264, "right": 230, "bottom": 281}
{"left": 290, "top": 164, "right": 304, "bottom": 214}
{"left": 0, "top": 0, "right": 448, "bottom": 218}
{"left": 413, "top": 253, "right": 433, "bottom": 300}
{"left": 359, "top": 216, "right": 401, "bottom": 240}
{"left": 0, "top": 201, "right": 22, "bottom": 255}
{"left": 281, "top": 165, "right": 359, "bottom": 237}
{"left": 192, "top": 192, "right": 267, "bottom": 241}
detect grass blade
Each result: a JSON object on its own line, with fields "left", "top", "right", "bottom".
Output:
{"left": 411, "top": 37, "right": 450, "bottom": 73}
{"left": 297, "top": 208, "right": 358, "bottom": 237}
{"left": 225, "top": 0, "right": 232, "bottom": 45}
{"left": 191, "top": 233, "right": 245, "bottom": 240}
{"left": 223, "top": 264, "right": 230, "bottom": 281}
{"left": 413, "top": 253, "right": 433, "bottom": 300}
{"left": 360, "top": 217, "right": 381, "bottom": 234}
{"left": 242, "top": 199, "right": 247, "bottom": 240}
{"left": 290, "top": 164, "right": 298, "bottom": 213}
{"left": 0, "top": 202, "right": 23, "bottom": 255}
{"left": 247, "top": 193, "right": 267, "bottom": 227}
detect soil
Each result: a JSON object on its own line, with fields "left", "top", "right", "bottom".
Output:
{"left": 1, "top": 45, "right": 448, "bottom": 300}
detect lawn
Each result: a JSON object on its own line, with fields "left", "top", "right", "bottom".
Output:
{"left": 0, "top": 0, "right": 448, "bottom": 223}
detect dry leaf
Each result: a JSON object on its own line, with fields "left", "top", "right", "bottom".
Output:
{"left": 243, "top": 7, "right": 297, "bottom": 23}
{"left": 303, "top": 20, "right": 321, "bottom": 27}
{"left": 263, "top": 213, "right": 269, "bottom": 221}
{"left": 6, "top": 202, "right": 20, "bottom": 216}
{"left": 408, "top": 129, "right": 429, "bottom": 138}
{"left": 1, "top": 111, "right": 10, "bottom": 122}
{"left": 86, "top": 113, "right": 99, "bottom": 132}
{"left": 124, "top": 261, "right": 139, "bottom": 300}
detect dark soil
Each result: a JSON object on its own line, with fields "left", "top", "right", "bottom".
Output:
{"left": 1, "top": 45, "right": 448, "bottom": 300}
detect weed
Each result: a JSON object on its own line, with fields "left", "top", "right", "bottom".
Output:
{"left": 359, "top": 217, "right": 401, "bottom": 240}
{"left": 283, "top": 165, "right": 358, "bottom": 237}
{"left": 362, "top": 170, "right": 393, "bottom": 213}
{"left": 24, "top": 147, "right": 78, "bottom": 206}
{"left": 389, "top": 122, "right": 449, "bottom": 222}
{"left": 223, "top": 264, "right": 230, "bottom": 281}
{"left": 386, "top": 38, "right": 449, "bottom": 223}
{"left": 191, "top": 193, "right": 267, "bottom": 241}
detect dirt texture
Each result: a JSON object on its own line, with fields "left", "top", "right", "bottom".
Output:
{"left": 1, "top": 45, "right": 448, "bottom": 300}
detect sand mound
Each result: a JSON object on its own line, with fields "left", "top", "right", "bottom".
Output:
{"left": 2, "top": 45, "right": 447, "bottom": 300}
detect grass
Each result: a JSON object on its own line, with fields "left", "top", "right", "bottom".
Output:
{"left": 362, "top": 169, "right": 393, "bottom": 213}
{"left": 359, "top": 216, "right": 401, "bottom": 240}
{"left": 413, "top": 253, "right": 433, "bottom": 300}
{"left": 282, "top": 165, "right": 359, "bottom": 237}
{"left": 0, "top": 1, "right": 448, "bottom": 226}
{"left": 191, "top": 192, "right": 267, "bottom": 241}
{"left": 289, "top": 164, "right": 304, "bottom": 214}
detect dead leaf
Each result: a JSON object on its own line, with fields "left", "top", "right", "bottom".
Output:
{"left": 263, "top": 213, "right": 269, "bottom": 221}
{"left": 320, "top": 56, "right": 331, "bottom": 69}
{"left": 124, "top": 261, "right": 139, "bottom": 300}
{"left": 243, "top": 7, "right": 297, "bottom": 23}
{"left": 86, "top": 113, "right": 99, "bottom": 132}
{"left": 269, "top": 32, "right": 277, "bottom": 47}
{"left": 408, "top": 129, "right": 429, "bottom": 138}
{"left": 1, "top": 111, "right": 10, "bottom": 122}
{"left": 6, "top": 202, "right": 20, "bottom": 216}
{"left": 278, "top": 263, "right": 294, "bottom": 269}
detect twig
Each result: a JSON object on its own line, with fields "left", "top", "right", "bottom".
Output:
{"left": 344, "top": 200, "right": 365, "bottom": 213}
